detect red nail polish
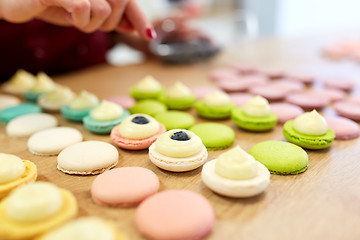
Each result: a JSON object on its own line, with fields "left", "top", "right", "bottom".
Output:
{"left": 146, "top": 27, "right": 157, "bottom": 39}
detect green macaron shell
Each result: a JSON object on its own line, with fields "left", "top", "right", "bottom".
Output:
{"left": 83, "top": 110, "right": 130, "bottom": 134}
{"left": 61, "top": 105, "right": 92, "bottom": 122}
{"left": 130, "top": 99, "right": 167, "bottom": 117}
{"left": 283, "top": 120, "right": 335, "bottom": 150}
{"left": 130, "top": 86, "right": 163, "bottom": 100}
{"left": 249, "top": 140, "right": 308, "bottom": 175}
{"left": 231, "top": 107, "right": 277, "bottom": 131}
{"left": 154, "top": 111, "right": 195, "bottom": 130}
{"left": 195, "top": 101, "right": 235, "bottom": 119}
{"left": 0, "top": 103, "right": 42, "bottom": 123}
{"left": 159, "top": 94, "right": 196, "bottom": 110}
{"left": 24, "top": 91, "right": 44, "bottom": 102}
{"left": 189, "top": 122, "right": 235, "bottom": 150}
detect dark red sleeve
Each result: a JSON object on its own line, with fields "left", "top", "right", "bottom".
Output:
{"left": 0, "top": 20, "right": 110, "bottom": 81}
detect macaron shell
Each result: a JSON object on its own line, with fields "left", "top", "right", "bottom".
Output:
{"left": 149, "top": 143, "right": 208, "bottom": 172}
{"left": 135, "top": 190, "right": 215, "bottom": 240}
{"left": 160, "top": 95, "right": 196, "bottom": 110}
{"left": 91, "top": 167, "right": 160, "bottom": 207}
{"left": 195, "top": 101, "right": 235, "bottom": 119}
{"left": 57, "top": 141, "right": 119, "bottom": 175}
{"left": 286, "top": 93, "right": 329, "bottom": 110}
{"left": 270, "top": 103, "right": 304, "bottom": 124}
{"left": 249, "top": 140, "right": 309, "bottom": 175}
{"left": 333, "top": 100, "right": 360, "bottom": 121}
{"left": 191, "top": 86, "right": 220, "bottom": 100}
{"left": 61, "top": 105, "right": 91, "bottom": 122}
{"left": 231, "top": 108, "right": 277, "bottom": 131}
{"left": 129, "top": 100, "right": 167, "bottom": 117}
{"left": 154, "top": 111, "right": 195, "bottom": 130}
{"left": 325, "top": 116, "right": 360, "bottom": 140}
{"left": 0, "top": 188, "right": 77, "bottom": 240}
{"left": 0, "top": 103, "right": 42, "bottom": 123}
{"left": 27, "top": 127, "right": 83, "bottom": 156}
{"left": 106, "top": 95, "right": 135, "bottom": 109}
{"left": 110, "top": 123, "right": 166, "bottom": 150}
{"left": 0, "top": 94, "right": 20, "bottom": 111}
{"left": 6, "top": 113, "right": 58, "bottom": 137}
{"left": 83, "top": 110, "right": 130, "bottom": 134}
{"left": 201, "top": 159, "right": 270, "bottom": 197}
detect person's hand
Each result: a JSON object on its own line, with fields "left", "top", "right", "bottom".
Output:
{"left": 0, "top": 0, "right": 156, "bottom": 40}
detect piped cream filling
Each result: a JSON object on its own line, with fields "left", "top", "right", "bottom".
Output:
{"left": 69, "top": 90, "right": 99, "bottom": 110}
{"left": 118, "top": 114, "right": 159, "bottom": 139}
{"left": 243, "top": 95, "right": 271, "bottom": 117}
{"left": 204, "top": 91, "right": 231, "bottom": 107}
{"left": 91, "top": 100, "right": 123, "bottom": 121}
{"left": 293, "top": 109, "right": 328, "bottom": 135}
{"left": 0, "top": 153, "right": 25, "bottom": 184}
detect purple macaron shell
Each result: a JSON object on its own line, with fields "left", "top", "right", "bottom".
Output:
{"left": 270, "top": 103, "right": 304, "bottom": 124}
{"left": 286, "top": 92, "right": 329, "bottom": 110}
{"left": 325, "top": 116, "right": 360, "bottom": 140}
{"left": 333, "top": 100, "right": 360, "bottom": 121}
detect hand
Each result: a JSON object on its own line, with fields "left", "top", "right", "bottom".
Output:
{"left": 0, "top": 0, "right": 156, "bottom": 40}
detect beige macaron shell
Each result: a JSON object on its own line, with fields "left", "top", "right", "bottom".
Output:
{"left": 57, "top": 141, "right": 119, "bottom": 175}
{"left": 0, "top": 94, "right": 21, "bottom": 111}
{"left": 201, "top": 159, "right": 270, "bottom": 197}
{"left": 27, "top": 127, "right": 83, "bottom": 156}
{"left": 148, "top": 143, "right": 208, "bottom": 172}
{"left": 6, "top": 113, "right": 58, "bottom": 137}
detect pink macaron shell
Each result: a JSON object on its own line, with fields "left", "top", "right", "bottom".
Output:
{"left": 323, "top": 78, "right": 355, "bottom": 91}
{"left": 217, "top": 74, "right": 269, "bottom": 92}
{"left": 91, "top": 167, "right": 160, "bottom": 207}
{"left": 229, "top": 93, "right": 254, "bottom": 106}
{"left": 231, "top": 63, "right": 258, "bottom": 74}
{"left": 347, "top": 95, "right": 360, "bottom": 105}
{"left": 307, "top": 88, "right": 346, "bottom": 103}
{"left": 259, "top": 68, "right": 284, "bottom": 79}
{"left": 135, "top": 190, "right": 215, "bottom": 240}
{"left": 249, "top": 85, "right": 288, "bottom": 101}
{"left": 333, "top": 100, "right": 360, "bottom": 121}
{"left": 270, "top": 103, "right": 304, "bottom": 124}
{"left": 286, "top": 93, "right": 330, "bottom": 110}
{"left": 286, "top": 72, "right": 315, "bottom": 85}
{"left": 208, "top": 68, "right": 239, "bottom": 82}
{"left": 192, "top": 86, "right": 220, "bottom": 100}
{"left": 324, "top": 116, "right": 360, "bottom": 140}
{"left": 269, "top": 78, "right": 305, "bottom": 93}
{"left": 106, "top": 95, "right": 135, "bottom": 109}
{"left": 110, "top": 123, "right": 166, "bottom": 150}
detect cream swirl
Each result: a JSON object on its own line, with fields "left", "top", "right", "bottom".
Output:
{"left": 215, "top": 145, "right": 257, "bottom": 180}
{"left": 204, "top": 91, "right": 231, "bottom": 107}
{"left": 166, "top": 82, "right": 192, "bottom": 99}
{"left": 293, "top": 109, "right": 328, "bottom": 135}
{"left": 91, "top": 100, "right": 123, "bottom": 121}
{"left": 5, "top": 69, "right": 36, "bottom": 92}
{"left": 5, "top": 182, "right": 63, "bottom": 222}
{"left": 243, "top": 95, "right": 271, "bottom": 117}
{"left": 41, "top": 86, "right": 74, "bottom": 103}
{"left": 0, "top": 153, "right": 25, "bottom": 184}
{"left": 69, "top": 90, "right": 99, "bottom": 110}
{"left": 30, "top": 72, "right": 56, "bottom": 93}
{"left": 118, "top": 114, "right": 159, "bottom": 139}
{"left": 155, "top": 129, "right": 202, "bottom": 158}
{"left": 135, "top": 75, "right": 161, "bottom": 92}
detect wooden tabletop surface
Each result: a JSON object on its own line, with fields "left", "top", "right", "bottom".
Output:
{"left": 1, "top": 35, "right": 360, "bottom": 240}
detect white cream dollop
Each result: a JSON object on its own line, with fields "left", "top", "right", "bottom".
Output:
{"left": 243, "top": 95, "right": 271, "bottom": 117}
{"left": 4, "top": 69, "right": 36, "bottom": 93}
{"left": 215, "top": 145, "right": 257, "bottom": 180}
{"left": 5, "top": 182, "right": 63, "bottom": 222}
{"left": 0, "top": 153, "right": 25, "bottom": 184}
{"left": 166, "top": 82, "right": 192, "bottom": 99}
{"left": 40, "top": 86, "right": 74, "bottom": 103}
{"left": 135, "top": 75, "right": 161, "bottom": 92}
{"left": 204, "top": 91, "right": 231, "bottom": 107}
{"left": 39, "top": 217, "right": 116, "bottom": 240}
{"left": 30, "top": 72, "right": 56, "bottom": 93}
{"left": 69, "top": 90, "right": 99, "bottom": 110}
{"left": 118, "top": 114, "right": 159, "bottom": 139}
{"left": 293, "top": 109, "right": 328, "bottom": 135}
{"left": 91, "top": 100, "right": 123, "bottom": 121}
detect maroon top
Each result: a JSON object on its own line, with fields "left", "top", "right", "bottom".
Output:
{"left": 0, "top": 20, "right": 110, "bottom": 81}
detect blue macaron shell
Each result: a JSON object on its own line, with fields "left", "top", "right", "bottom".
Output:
{"left": 83, "top": 110, "right": 130, "bottom": 134}
{"left": 61, "top": 105, "right": 92, "bottom": 122}
{"left": 0, "top": 102, "right": 42, "bottom": 123}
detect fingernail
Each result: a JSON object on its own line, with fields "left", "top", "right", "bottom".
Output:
{"left": 146, "top": 27, "right": 157, "bottom": 40}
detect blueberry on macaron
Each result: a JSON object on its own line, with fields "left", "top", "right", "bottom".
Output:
{"left": 171, "top": 131, "right": 190, "bottom": 141}
{"left": 132, "top": 116, "right": 149, "bottom": 124}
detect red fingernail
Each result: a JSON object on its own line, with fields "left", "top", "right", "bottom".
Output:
{"left": 146, "top": 27, "right": 157, "bottom": 40}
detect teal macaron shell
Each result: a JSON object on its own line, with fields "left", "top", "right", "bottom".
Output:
{"left": 23, "top": 91, "right": 44, "bottom": 102}
{"left": 282, "top": 120, "right": 335, "bottom": 150}
{"left": 189, "top": 122, "right": 235, "bottom": 150}
{"left": 249, "top": 140, "right": 308, "bottom": 175}
{"left": 231, "top": 107, "right": 277, "bottom": 131}
{"left": 83, "top": 110, "right": 130, "bottom": 134}
{"left": 0, "top": 102, "right": 42, "bottom": 123}
{"left": 195, "top": 101, "right": 235, "bottom": 119}
{"left": 61, "top": 105, "right": 92, "bottom": 122}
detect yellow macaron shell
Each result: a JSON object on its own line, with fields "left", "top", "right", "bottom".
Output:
{"left": 215, "top": 145, "right": 257, "bottom": 180}
{"left": 0, "top": 182, "right": 78, "bottom": 240}
{"left": 118, "top": 114, "right": 159, "bottom": 139}
{"left": 204, "top": 91, "right": 231, "bottom": 107}
{"left": 37, "top": 217, "right": 127, "bottom": 240}
{"left": 166, "top": 82, "right": 192, "bottom": 99}
{"left": 91, "top": 100, "right": 123, "bottom": 121}
{"left": 293, "top": 110, "right": 328, "bottom": 135}
{"left": 135, "top": 75, "right": 161, "bottom": 92}
{"left": 68, "top": 90, "right": 99, "bottom": 110}
{"left": 243, "top": 95, "right": 271, "bottom": 117}
{"left": 155, "top": 129, "right": 202, "bottom": 158}
{"left": 0, "top": 153, "right": 25, "bottom": 184}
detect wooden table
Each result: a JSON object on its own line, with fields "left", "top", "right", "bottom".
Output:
{"left": 1, "top": 36, "right": 360, "bottom": 240}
